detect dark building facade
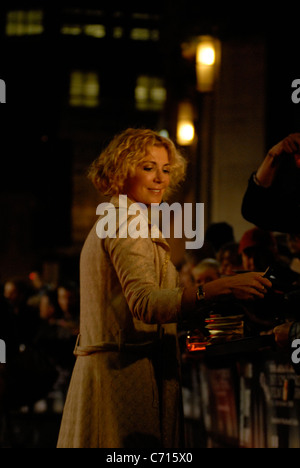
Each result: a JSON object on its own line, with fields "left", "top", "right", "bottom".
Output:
{"left": 0, "top": 2, "right": 300, "bottom": 281}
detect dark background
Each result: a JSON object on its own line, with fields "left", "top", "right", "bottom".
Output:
{"left": 0, "top": 1, "right": 299, "bottom": 281}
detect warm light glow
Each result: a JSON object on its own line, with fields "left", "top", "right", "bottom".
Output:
{"left": 177, "top": 101, "right": 195, "bottom": 145}
{"left": 177, "top": 123, "right": 194, "bottom": 145}
{"left": 197, "top": 45, "right": 215, "bottom": 66}
{"left": 195, "top": 36, "right": 220, "bottom": 92}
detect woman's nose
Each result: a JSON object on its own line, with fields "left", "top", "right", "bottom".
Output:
{"left": 154, "top": 169, "right": 164, "bottom": 182}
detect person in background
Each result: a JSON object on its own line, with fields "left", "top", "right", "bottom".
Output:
{"left": 218, "top": 242, "right": 243, "bottom": 276}
{"left": 238, "top": 227, "right": 278, "bottom": 272}
{"left": 33, "top": 289, "right": 76, "bottom": 413}
{"left": 178, "top": 243, "right": 216, "bottom": 288}
{"left": 3, "top": 278, "right": 38, "bottom": 345}
{"left": 242, "top": 133, "right": 300, "bottom": 234}
{"left": 241, "top": 133, "right": 300, "bottom": 368}
{"left": 0, "top": 292, "right": 18, "bottom": 447}
{"left": 39, "top": 290, "right": 62, "bottom": 323}
{"left": 56, "top": 283, "right": 79, "bottom": 337}
{"left": 205, "top": 222, "right": 235, "bottom": 255}
{"left": 27, "top": 270, "right": 51, "bottom": 311}
{"left": 192, "top": 258, "right": 221, "bottom": 285}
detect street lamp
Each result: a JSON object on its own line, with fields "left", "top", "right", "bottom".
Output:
{"left": 196, "top": 35, "right": 220, "bottom": 93}
{"left": 176, "top": 101, "right": 195, "bottom": 146}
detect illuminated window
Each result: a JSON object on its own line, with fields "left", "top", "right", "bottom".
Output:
{"left": 84, "top": 24, "right": 106, "bottom": 38}
{"left": 69, "top": 71, "right": 100, "bottom": 108}
{"left": 135, "top": 76, "right": 166, "bottom": 111}
{"left": 6, "top": 10, "right": 44, "bottom": 36}
{"left": 113, "top": 27, "right": 123, "bottom": 39}
{"left": 61, "top": 25, "right": 82, "bottom": 36}
{"left": 61, "top": 24, "right": 106, "bottom": 38}
{"left": 131, "top": 13, "right": 160, "bottom": 21}
{"left": 130, "top": 28, "right": 159, "bottom": 41}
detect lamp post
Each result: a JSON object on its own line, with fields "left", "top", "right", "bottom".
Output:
{"left": 194, "top": 35, "right": 221, "bottom": 229}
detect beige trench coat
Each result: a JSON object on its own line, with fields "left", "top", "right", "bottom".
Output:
{"left": 57, "top": 196, "right": 184, "bottom": 448}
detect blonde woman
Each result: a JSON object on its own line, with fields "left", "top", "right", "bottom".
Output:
{"left": 57, "top": 128, "right": 271, "bottom": 448}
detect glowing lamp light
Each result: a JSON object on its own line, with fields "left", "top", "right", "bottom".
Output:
{"left": 196, "top": 36, "right": 220, "bottom": 93}
{"left": 197, "top": 45, "right": 215, "bottom": 66}
{"left": 177, "top": 122, "right": 194, "bottom": 145}
{"left": 176, "top": 101, "right": 195, "bottom": 146}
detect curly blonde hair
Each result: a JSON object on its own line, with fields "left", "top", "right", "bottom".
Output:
{"left": 88, "top": 128, "right": 187, "bottom": 200}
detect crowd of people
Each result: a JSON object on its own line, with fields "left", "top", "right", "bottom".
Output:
{"left": 0, "top": 271, "right": 79, "bottom": 445}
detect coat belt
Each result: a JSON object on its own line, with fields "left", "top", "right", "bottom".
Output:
{"left": 74, "top": 328, "right": 164, "bottom": 357}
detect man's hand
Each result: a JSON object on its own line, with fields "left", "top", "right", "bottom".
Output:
{"left": 273, "top": 321, "right": 294, "bottom": 350}
{"left": 256, "top": 133, "right": 300, "bottom": 187}
{"left": 268, "top": 133, "right": 300, "bottom": 161}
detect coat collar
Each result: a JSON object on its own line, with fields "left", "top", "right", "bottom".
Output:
{"left": 110, "top": 195, "right": 171, "bottom": 251}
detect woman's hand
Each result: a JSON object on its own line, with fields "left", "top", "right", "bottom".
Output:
{"left": 181, "top": 272, "right": 272, "bottom": 315}
{"left": 203, "top": 271, "right": 272, "bottom": 301}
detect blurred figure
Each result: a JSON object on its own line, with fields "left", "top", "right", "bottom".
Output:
{"left": 287, "top": 234, "right": 300, "bottom": 275}
{"left": 3, "top": 278, "right": 27, "bottom": 315}
{"left": 27, "top": 270, "right": 51, "bottom": 311}
{"left": 56, "top": 282, "right": 79, "bottom": 336}
{"left": 39, "top": 290, "right": 62, "bottom": 323}
{"left": 0, "top": 293, "right": 16, "bottom": 447}
{"left": 29, "top": 270, "right": 44, "bottom": 293}
{"left": 192, "top": 258, "right": 220, "bottom": 285}
{"left": 238, "top": 228, "right": 278, "bottom": 272}
{"left": 242, "top": 133, "right": 300, "bottom": 234}
{"left": 287, "top": 234, "right": 300, "bottom": 257}
{"left": 218, "top": 242, "right": 243, "bottom": 276}
{"left": 205, "top": 222, "right": 235, "bottom": 255}
{"left": 3, "top": 277, "right": 38, "bottom": 345}
{"left": 33, "top": 289, "right": 76, "bottom": 413}
{"left": 178, "top": 242, "right": 216, "bottom": 288}
{"left": 241, "top": 133, "right": 300, "bottom": 367}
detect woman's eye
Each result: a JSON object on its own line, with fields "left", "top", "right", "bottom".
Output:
{"left": 143, "top": 166, "right": 153, "bottom": 171}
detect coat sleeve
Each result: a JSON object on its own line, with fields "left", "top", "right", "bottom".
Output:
{"left": 104, "top": 222, "right": 183, "bottom": 325}
{"left": 242, "top": 173, "right": 300, "bottom": 234}
{"left": 242, "top": 173, "right": 278, "bottom": 229}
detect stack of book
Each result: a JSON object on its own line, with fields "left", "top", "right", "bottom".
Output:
{"left": 204, "top": 314, "right": 244, "bottom": 343}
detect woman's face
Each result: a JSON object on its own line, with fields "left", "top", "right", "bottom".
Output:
{"left": 123, "top": 145, "right": 170, "bottom": 205}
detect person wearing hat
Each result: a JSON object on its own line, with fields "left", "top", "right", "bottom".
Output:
{"left": 238, "top": 227, "right": 278, "bottom": 272}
